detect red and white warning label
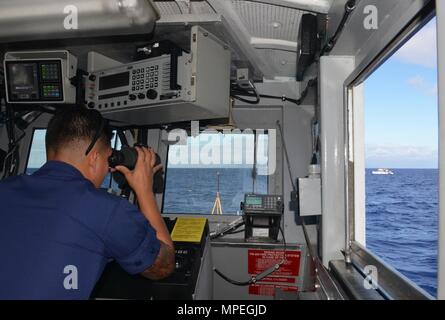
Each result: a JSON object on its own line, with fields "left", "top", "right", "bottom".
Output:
{"left": 247, "top": 249, "right": 301, "bottom": 297}
{"left": 248, "top": 249, "right": 301, "bottom": 277}
{"left": 258, "top": 276, "right": 296, "bottom": 284}
{"left": 248, "top": 284, "right": 298, "bottom": 297}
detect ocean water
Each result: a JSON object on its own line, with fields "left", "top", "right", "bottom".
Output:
{"left": 366, "top": 169, "right": 438, "bottom": 297}
{"left": 163, "top": 168, "right": 268, "bottom": 214}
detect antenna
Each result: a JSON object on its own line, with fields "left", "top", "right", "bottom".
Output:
{"left": 211, "top": 171, "right": 223, "bottom": 215}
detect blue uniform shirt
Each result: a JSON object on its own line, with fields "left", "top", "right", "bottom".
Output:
{"left": 0, "top": 161, "right": 160, "bottom": 299}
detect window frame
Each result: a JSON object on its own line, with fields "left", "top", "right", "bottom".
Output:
{"left": 344, "top": 5, "right": 437, "bottom": 299}
{"left": 161, "top": 129, "right": 274, "bottom": 216}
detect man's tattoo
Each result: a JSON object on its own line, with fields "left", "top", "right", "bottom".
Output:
{"left": 141, "top": 241, "right": 175, "bottom": 280}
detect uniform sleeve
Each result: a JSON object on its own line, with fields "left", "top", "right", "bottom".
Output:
{"left": 103, "top": 199, "right": 161, "bottom": 275}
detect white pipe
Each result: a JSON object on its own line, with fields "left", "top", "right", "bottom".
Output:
{"left": 437, "top": 0, "right": 445, "bottom": 300}
{"left": 0, "top": 0, "right": 159, "bottom": 43}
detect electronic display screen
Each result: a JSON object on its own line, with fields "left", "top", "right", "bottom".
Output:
{"left": 10, "top": 63, "right": 36, "bottom": 87}
{"left": 246, "top": 196, "right": 262, "bottom": 206}
{"left": 99, "top": 72, "right": 130, "bottom": 91}
{"left": 6, "top": 62, "right": 40, "bottom": 101}
{"left": 6, "top": 60, "right": 63, "bottom": 102}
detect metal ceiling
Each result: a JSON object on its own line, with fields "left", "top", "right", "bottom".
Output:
{"left": 154, "top": 0, "right": 335, "bottom": 79}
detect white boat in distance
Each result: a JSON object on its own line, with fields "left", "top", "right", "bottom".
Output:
{"left": 372, "top": 168, "right": 394, "bottom": 175}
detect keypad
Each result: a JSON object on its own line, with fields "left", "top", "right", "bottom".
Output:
{"left": 248, "top": 196, "right": 281, "bottom": 210}
{"left": 42, "top": 84, "right": 61, "bottom": 98}
{"left": 41, "top": 63, "right": 59, "bottom": 81}
{"left": 131, "top": 65, "right": 159, "bottom": 92}
{"left": 96, "top": 64, "right": 160, "bottom": 109}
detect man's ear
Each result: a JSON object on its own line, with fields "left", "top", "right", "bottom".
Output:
{"left": 86, "top": 149, "right": 99, "bottom": 171}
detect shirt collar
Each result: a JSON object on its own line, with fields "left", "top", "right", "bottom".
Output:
{"left": 33, "top": 161, "right": 86, "bottom": 180}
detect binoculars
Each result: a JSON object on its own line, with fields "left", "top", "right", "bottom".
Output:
{"left": 108, "top": 146, "right": 163, "bottom": 193}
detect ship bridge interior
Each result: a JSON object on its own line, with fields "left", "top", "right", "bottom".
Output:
{"left": 0, "top": 0, "right": 444, "bottom": 300}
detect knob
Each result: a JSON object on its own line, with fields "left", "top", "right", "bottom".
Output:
{"left": 129, "top": 94, "right": 137, "bottom": 101}
{"left": 88, "top": 74, "right": 96, "bottom": 81}
{"left": 87, "top": 102, "right": 95, "bottom": 109}
{"left": 146, "top": 89, "right": 158, "bottom": 100}
{"left": 138, "top": 93, "right": 145, "bottom": 100}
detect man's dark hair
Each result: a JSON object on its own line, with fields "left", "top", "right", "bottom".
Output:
{"left": 46, "top": 107, "right": 113, "bottom": 153}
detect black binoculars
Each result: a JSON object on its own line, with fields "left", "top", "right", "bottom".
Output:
{"left": 108, "top": 145, "right": 163, "bottom": 193}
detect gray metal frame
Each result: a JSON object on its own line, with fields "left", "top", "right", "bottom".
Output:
{"left": 350, "top": 242, "right": 433, "bottom": 299}
{"left": 436, "top": 0, "right": 445, "bottom": 300}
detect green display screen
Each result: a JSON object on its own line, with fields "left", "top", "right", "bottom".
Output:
{"left": 246, "top": 196, "right": 262, "bottom": 205}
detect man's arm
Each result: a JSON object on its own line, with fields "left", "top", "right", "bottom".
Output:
{"left": 115, "top": 147, "right": 175, "bottom": 280}
{"left": 140, "top": 241, "right": 175, "bottom": 280}
{"left": 137, "top": 191, "right": 175, "bottom": 280}
{"left": 137, "top": 190, "right": 173, "bottom": 249}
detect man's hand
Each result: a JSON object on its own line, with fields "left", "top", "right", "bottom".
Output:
{"left": 115, "top": 146, "right": 163, "bottom": 195}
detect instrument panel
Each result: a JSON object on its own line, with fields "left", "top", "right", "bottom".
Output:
{"left": 85, "top": 55, "right": 184, "bottom": 111}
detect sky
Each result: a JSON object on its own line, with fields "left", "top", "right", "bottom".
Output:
{"left": 364, "top": 18, "right": 438, "bottom": 169}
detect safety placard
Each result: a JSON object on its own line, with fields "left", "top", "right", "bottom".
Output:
{"left": 256, "top": 276, "right": 296, "bottom": 284}
{"left": 171, "top": 217, "right": 206, "bottom": 242}
{"left": 248, "top": 249, "right": 301, "bottom": 276}
{"left": 249, "top": 284, "right": 298, "bottom": 297}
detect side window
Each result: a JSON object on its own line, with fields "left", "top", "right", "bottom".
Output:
{"left": 101, "top": 132, "right": 122, "bottom": 190}
{"left": 26, "top": 129, "right": 46, "bottom": 175}
{"left": 162, "top": 131, "right": 269, "bottom": 215}
{"left": 359, "top": 18, "right": 438, "bottom": 296}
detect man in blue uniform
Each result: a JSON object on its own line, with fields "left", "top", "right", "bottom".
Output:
{"left": 0, "top": 107, "right": 174, "bottom": 299}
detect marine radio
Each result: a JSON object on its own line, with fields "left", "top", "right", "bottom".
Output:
{"left": 242, "top": 194, "right": 284, "bottom": 243}
{"left": 243, "top": 194, "right": 284, "bottom": 214}
{"left": 3, "top": 50, "right": 77, "bottom": 104}
{"left": 85, "top": 26, "right": 231, "bottom": 126}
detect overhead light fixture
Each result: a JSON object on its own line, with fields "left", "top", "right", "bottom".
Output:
{"left": 0, "top": 0, "right": 160, "bottom": 43}
{"left": 271, "top": 22, "right": 282, "bottom": 29}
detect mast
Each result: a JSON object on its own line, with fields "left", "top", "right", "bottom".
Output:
{"left": 211, "top": 172, "right": 223, "bottom": 215}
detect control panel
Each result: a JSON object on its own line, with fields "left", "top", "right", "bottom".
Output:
{"left": 91, "top": 218, "right": 212, "bottom": 300}
{"left": 85, "top": 54, "right": 183, "bottom": 111}
{"left": 243, "top": 194, "right": 284, "bottom": 215}
{"left": 3, "top": 51, "right": 77, "bottom": 104}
